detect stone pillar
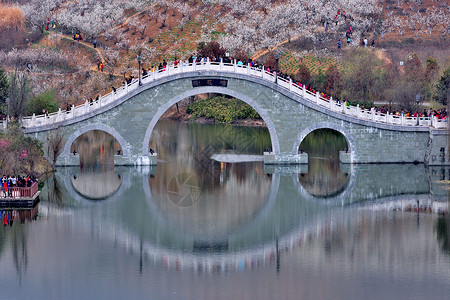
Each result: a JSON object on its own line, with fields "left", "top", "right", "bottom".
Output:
{"left": 57, "top": 108, "right": 62, "bottom": 122}
{"left": 302, "top": 85, "right": 306, "bottom": 97}
{"left": 315, "top": 92, "right": 319, "bottom": 104}
{"left": 289, "top": 78, "right": 292, "bottom": 91}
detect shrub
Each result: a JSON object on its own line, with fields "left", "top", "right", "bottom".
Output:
{"left": 186, "top": 96, "right": 261, "bottom": 123}
{"left": 27, "top": 90, "right": 59, "bottom": 115}
{"left": 0, "top": 122, "right": 50, "bottom": 175}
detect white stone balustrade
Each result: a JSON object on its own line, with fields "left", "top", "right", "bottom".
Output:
{"left": 20, "top": 59, "right": 448, "bottom": 130}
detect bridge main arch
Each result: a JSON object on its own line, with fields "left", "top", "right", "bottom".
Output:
{"left": 142, "top": 86, "right": 280, "bottom": 156}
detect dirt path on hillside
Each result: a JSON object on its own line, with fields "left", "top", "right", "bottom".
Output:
{"left": 60, "top": 35, "right": 105, "bottom": 66}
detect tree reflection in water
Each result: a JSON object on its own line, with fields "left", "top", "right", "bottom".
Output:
{"left": 299, "top": 129, "right": 349, "bottom": 198}
{"left": 437, "top": 217, "right": 450, "bottom": 255}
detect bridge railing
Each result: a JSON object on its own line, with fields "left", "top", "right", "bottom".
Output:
{"left": 20, "top": 58, "right": 448, "bottom": 130}
{"left": 3, "top": 182, "right": 39, "bottom": 199}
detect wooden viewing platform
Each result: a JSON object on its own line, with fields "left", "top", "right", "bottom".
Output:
{"left": 0, "top": 182, "right": 40, "bottom": 208}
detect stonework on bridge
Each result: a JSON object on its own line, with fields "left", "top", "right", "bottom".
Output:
{"left": 21, "top": 62, "right": 449, "bottom": 166}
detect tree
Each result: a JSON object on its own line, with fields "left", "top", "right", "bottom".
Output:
{"left": 435, "top": 67, "right": 450, "bottom": 106}
{"left": 324, "top": 64, "right": 342, "bottom": 99}
{"left": 197, "top": 41, "right": 226, "bottom": 58}
{"left": 390, "top": 81, "right": 422, "bottom": 112}
{"left": 404, "top": 53, "right": 423, "bottom": 85}
{"left": 0, "top": 66, "right": 8, "bottom": 104}
{"left": 294, "top": 63, "right": 311, "bottom": 84}
{"left": 8, "top": 67, "right": 29, "bottom": 119}
{"left": 47, "top": 128, "right": 65, "bottom": 167}
{"left": 341, "top": 49, "right": 385, "bottom": 105}
{"left": 101, "top": 47, "right": 120, "bottom": 79}
{"left": 423, "top": 56, "right": 439, "bottom": 101}
{"left": 424, "top": 57, "right": 439, "bottom": 82}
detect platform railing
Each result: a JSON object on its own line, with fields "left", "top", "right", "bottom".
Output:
{"left": 20, "top": 58, "right": 448, "bottom": 130}
{"left": 1, "top": 182, "right": 39, "bottom": 199}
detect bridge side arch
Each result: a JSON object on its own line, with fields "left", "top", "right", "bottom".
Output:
{"left": 292, "top": 121, "right": 356, "bottom": 155}
{"left": 62, "top": 123, "right": 130, "bottom": 157}
{"left": 142, "top": 86, "right": 281, "bottom": 155}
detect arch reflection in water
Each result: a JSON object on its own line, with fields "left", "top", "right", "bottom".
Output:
{"left": 148, "top": 162, "right": 272, "bottom": 241}
{"left": 70, "top": 171, "right": 123, "bottom": 200}
{"left": 299, "top": 128, "right": 349, "bottom": 198}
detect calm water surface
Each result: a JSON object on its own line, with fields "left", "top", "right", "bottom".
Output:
{"left": 1, "top": 120, "right": 449, "bottom": 300}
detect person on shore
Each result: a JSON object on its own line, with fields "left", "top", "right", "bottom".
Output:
{"left": 2, "top": 178, "right": 8, "bottom": 198}
{"left": 337, "top": 40, "right": 341, "bottom": 49}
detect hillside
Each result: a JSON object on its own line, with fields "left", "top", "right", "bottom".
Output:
{"left": 0, "top": 0, "right": 448, "bottom": 115}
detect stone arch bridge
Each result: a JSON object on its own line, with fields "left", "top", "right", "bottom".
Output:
{"left": 20, "top": 60, "right": 449, "bottom": 166}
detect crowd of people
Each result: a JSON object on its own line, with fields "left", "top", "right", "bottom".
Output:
{"left": 44, "top": 18, "right": 56, "bottom": 31}
{"left": 374, "top": 107, "right": 448, "bottom": 120}
{"left": 1, "top": 175, "right": 38, "bottom": 198}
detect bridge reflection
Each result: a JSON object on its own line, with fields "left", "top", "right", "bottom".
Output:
{"left": 37, "top": 164, "right": 449, "bottom": 273}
